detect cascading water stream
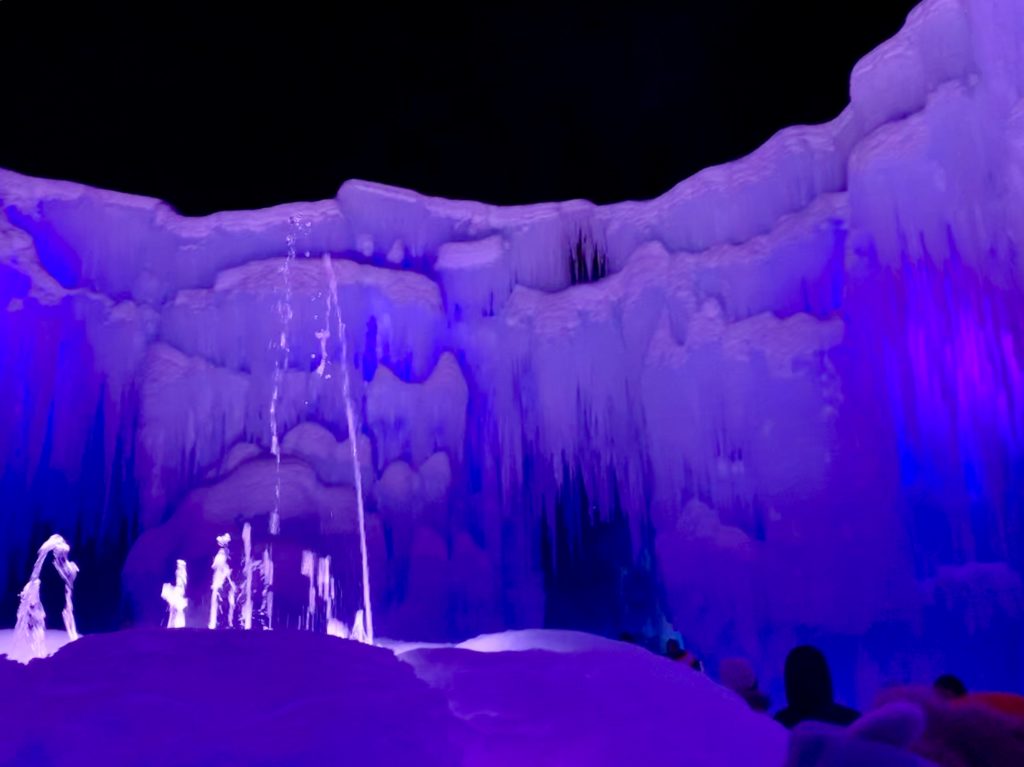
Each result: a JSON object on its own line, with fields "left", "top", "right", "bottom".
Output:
{"left": 208, "top": 533, "right": 235, "bottom": 629}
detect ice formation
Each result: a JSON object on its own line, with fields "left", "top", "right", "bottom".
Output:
{"left": 160, "top": 559, "right": 188, "bottom": 628}
{"left": 208, "top": 533, "right": 235, "bottom": 630}
{"left": 240, "top": 522, "right": 253, "bottom": 630}
{"left": 2, "top": 0, "right": 1024, "bottom": 701}
{"left": 10, "top": 535, "right": 79, "bottom": 663}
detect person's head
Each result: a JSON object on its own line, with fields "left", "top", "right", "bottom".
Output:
{"left": 784, "top": 645, "right": 835, "bottom": 711}
{"left": 933, "top": 674, "right": 967, "bottom": 700}
{"left": 666, "top": 638, "right": 683, "bottom": 658}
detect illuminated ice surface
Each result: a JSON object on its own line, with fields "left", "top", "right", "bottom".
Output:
{"left": 2, "top": 0, "right": 1024, "bottom": 739}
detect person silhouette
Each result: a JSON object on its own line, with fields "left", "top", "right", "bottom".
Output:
{"left": 775, "top": 645, "right": 859, "bottom": 728}
{"left": 933, "top": 674, "right": 967, "bottom": 700}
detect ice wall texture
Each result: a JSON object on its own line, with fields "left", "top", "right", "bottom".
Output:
{"left": 2, "top": 0, "right": 1024, "bottom": 698}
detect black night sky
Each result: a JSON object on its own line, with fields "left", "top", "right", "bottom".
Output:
{"left": 1, "top": 2, "right": 918, "bottom": 216}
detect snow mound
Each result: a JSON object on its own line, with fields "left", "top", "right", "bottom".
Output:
{"left": 402, "top": 630, "right": 788, "bottom": 767}
{"left": 0, "top": 629, "right": 461, "bottom": 767}
{"left": 454, "top": 627, "right": 631, "bottom": 654}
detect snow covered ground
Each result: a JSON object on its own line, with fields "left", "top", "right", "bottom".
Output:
{"left": 0, "top": 628, "right": 787, "bottom": 767}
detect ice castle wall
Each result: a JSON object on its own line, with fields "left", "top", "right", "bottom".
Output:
{"left": 2, "top": 0, "right": 1023, "bottom": 702}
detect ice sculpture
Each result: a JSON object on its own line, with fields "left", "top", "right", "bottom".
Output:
{"left": 2, "top": 0, "right": 1024, "bottom": 702}
{"left": 300, "top": 548, "right": 341, "bottom": 635}
{"left": 208, "top": 533, "right": 236, "bottom": 630}
{"left": 10, "top": 535, "right": 79, "bottom": 663}
{"left": 261, "top": 545, "right": 274, "bottom": 630}
{"left": 161, "top": 559, "right": 188, "bottom": 628}
{"left": 240, "top": 522, "right": 254, "bottom": 630}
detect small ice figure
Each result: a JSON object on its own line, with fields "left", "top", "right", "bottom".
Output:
{"left": 10, "top": 534, "right": 79, "bottom": 663}
{"left": 317, "top": 555, "right": 335, "bottom": 628}
{"left": 350, "top": 609, "right": 368, "bottom": 644}
{"left": 160, "top": 559, "right": 188, "bottom": 628}
{"left": 241, "top": 523, "right": 254, "bottom": 630}
{"left": 301, "top": 550, "right": 317, "bottom": 631}
{"left": 209, "top": 533, "right": 237, "bottom": 630}
{"left": 260, "top": 545, "right": 274, "bottom": 630}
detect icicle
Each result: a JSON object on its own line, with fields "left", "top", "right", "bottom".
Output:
{"left": 350, "top": 609, "right": 367, "bottom": 644}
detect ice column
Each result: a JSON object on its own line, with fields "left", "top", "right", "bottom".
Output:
{"left": 241, "top": 523, "right": 253, "bottom": 630}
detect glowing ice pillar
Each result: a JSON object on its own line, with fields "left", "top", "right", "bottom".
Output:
{"left": 209, "top": 533, "right": 236, "bottom": 629}
{"left": 161, "top": 559, "right": 188, "bottom": 628}
{"left": 241, "top": 522, "right": 254, "bottom": 630}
